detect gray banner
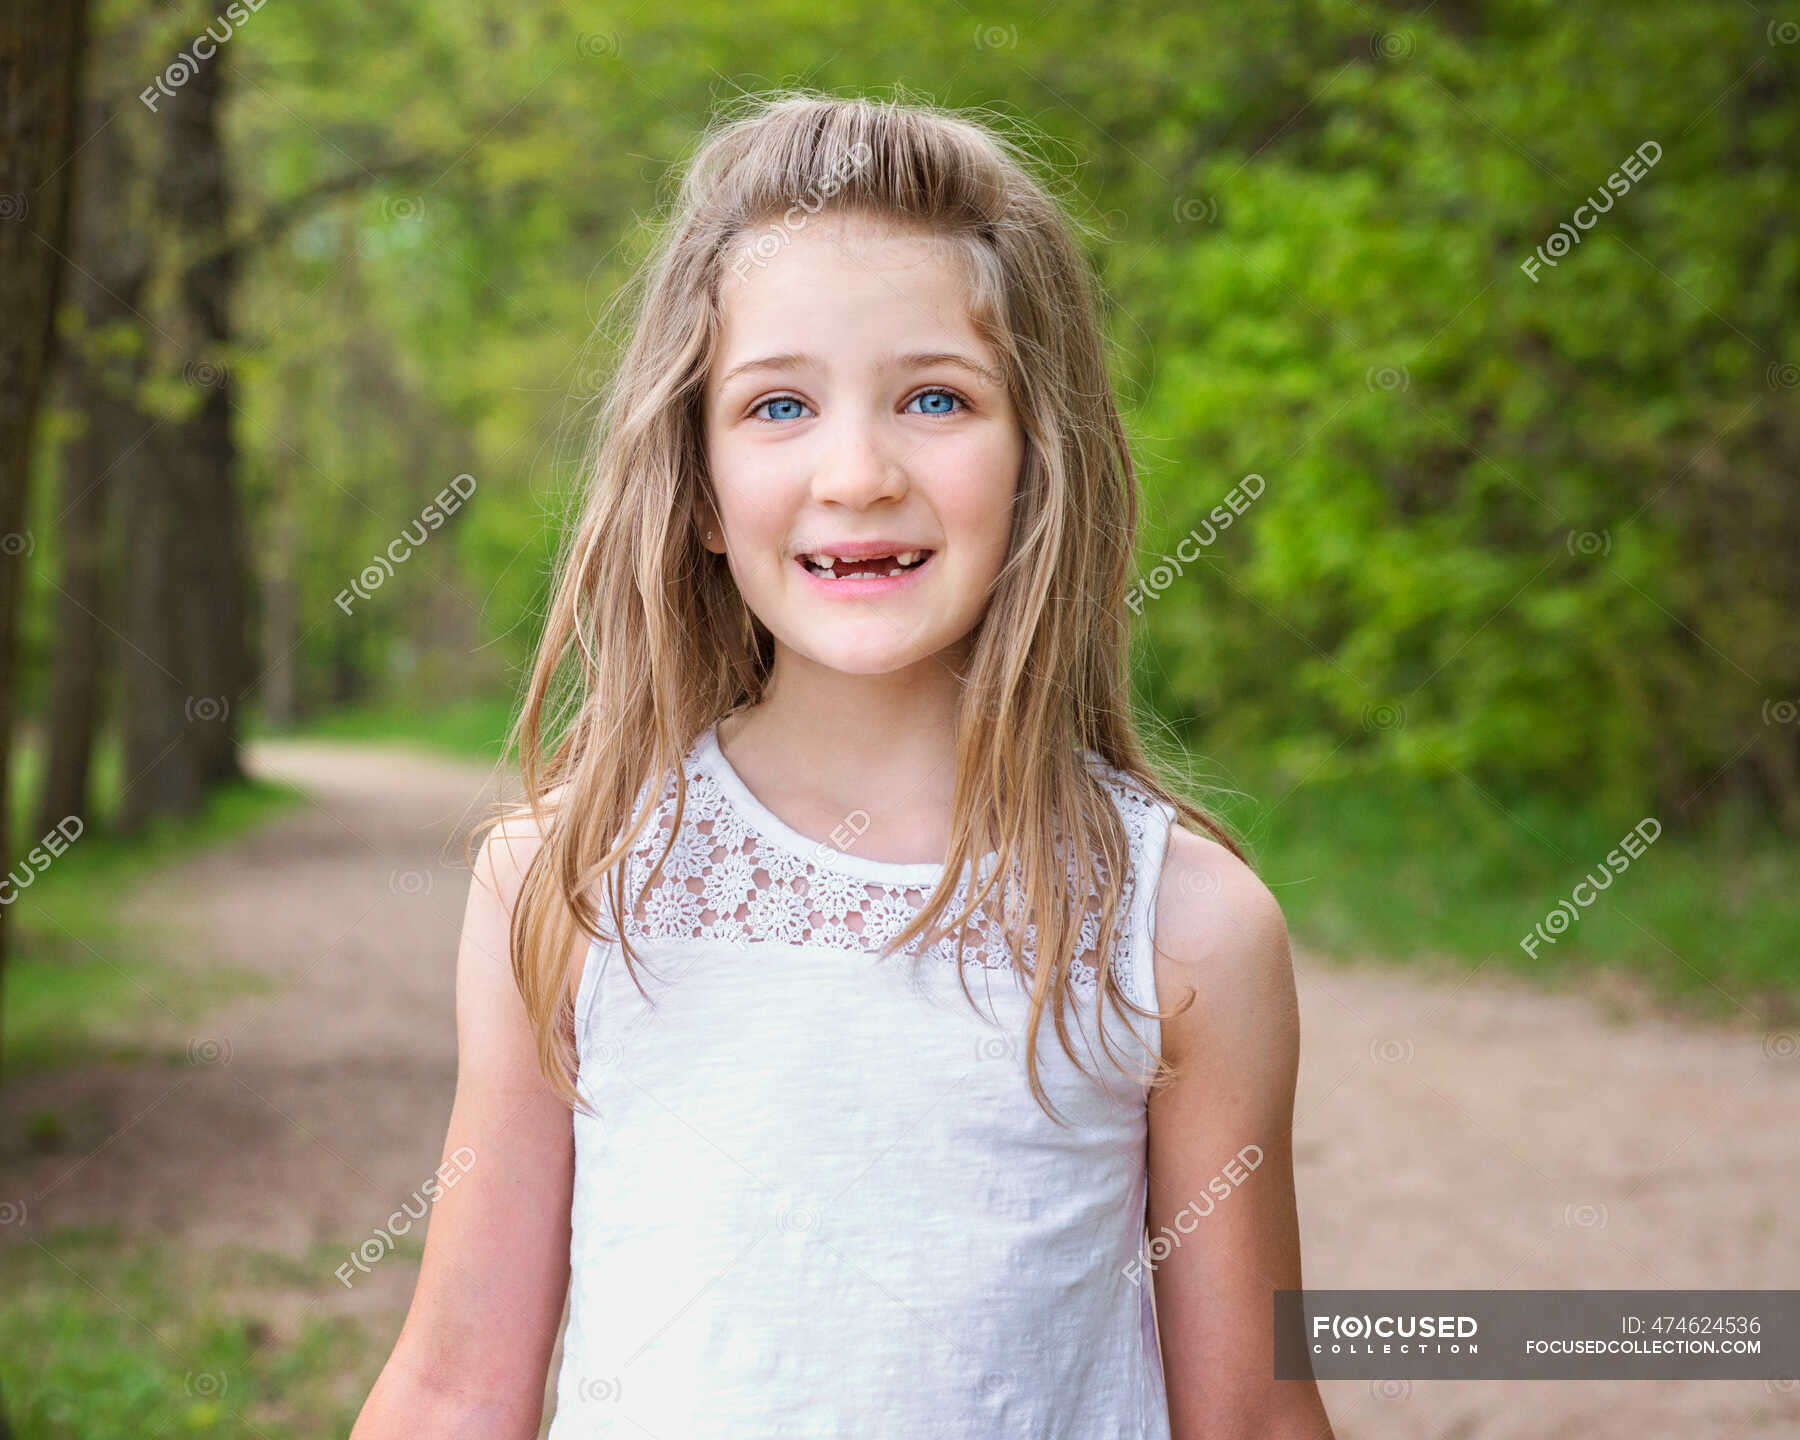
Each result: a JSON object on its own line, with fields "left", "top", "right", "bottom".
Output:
{"left": 1273, "top": 1290, "right": 1800, "bottom": 1379}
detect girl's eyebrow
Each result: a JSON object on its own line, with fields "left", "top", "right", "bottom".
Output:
{"left": 717, "top": 350, "right": 1001, "bottom": 388}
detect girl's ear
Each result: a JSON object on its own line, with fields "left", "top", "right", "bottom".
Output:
{"left": 694, "top": 503, "right": 723, "bottom": 553}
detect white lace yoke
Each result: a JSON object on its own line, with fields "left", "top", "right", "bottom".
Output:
{"left": 548, "top": 721, "right": 1181, "bottom": 1440}
{"left": 608, "top": 724, "right": 1169, "bottom": 1002}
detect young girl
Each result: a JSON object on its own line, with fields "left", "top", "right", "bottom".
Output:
{"left": 352, "top": 91, "right": 1333, "bottom": 1440}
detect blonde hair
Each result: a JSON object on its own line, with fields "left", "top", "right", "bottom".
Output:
{"left": 484, "top": 87, "right": 1244, "bottom": 1124}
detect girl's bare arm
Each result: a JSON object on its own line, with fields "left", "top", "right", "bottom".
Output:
{"left": 351, "top": 815, "right": 581, "bottom": 1438}
{"left": 1146, "top": 828, "right": 1336, "bottom": 1440}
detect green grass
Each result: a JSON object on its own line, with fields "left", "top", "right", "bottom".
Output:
{"left": 250, "top": 695, "right": 519, "bottom": 762}
{"left": 1200, "top": 759, "right": 1800, "bottom": 1023}
{"left": 0, "top": 1226, "right": 381, "bottom": 1438}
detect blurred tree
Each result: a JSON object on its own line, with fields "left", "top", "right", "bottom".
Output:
{"left": 34, "top": 9, "right": 158, "bottom": 838}
{"left": 117, "top": 23, "right": 250, "bottom": 829}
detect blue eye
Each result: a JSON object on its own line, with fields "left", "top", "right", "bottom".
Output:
{"left": 752, "top": 395, "right": 810, "bottom": 423}
{"left": 907, "top": 388, "right": 965, "bottom": 416}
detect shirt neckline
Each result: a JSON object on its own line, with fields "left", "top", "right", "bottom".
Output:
{"left": 694, "top": 721, "right": 995, "bottom": 886}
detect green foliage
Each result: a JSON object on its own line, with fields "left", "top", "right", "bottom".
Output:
{"left": 1111, "top": 3, "right": 1795, "bottom": 828}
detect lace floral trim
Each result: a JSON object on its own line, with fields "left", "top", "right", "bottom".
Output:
{"left": 603, "top": 747, "right": 1165, "bottom": 1002}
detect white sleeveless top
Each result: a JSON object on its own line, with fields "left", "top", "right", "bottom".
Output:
{"left": 547, "top": 721, "right": 1178, "bottom": 1439}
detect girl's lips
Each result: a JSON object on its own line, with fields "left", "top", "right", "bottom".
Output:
{"left": 793, "top": 550, "right": 936, "bottom": 597}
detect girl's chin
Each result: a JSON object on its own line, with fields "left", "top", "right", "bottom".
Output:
{"left": 778, "top": 631, "right": 955, "bottom": 677}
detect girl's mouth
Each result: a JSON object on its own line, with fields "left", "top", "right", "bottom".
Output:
{"left": 797, "top": 548, "right": 933, "bottom": 579}
{"left": 793, "top": 548, "right": 936, "bottom": 593}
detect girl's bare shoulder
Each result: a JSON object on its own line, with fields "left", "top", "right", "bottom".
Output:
{"left": 472, "top": 783, "right": 588, "bottom": 1014}
{"left": 1149, "top": 824, "right": 1297, "bottom": 1061}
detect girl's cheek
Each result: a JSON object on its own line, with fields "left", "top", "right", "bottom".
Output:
{"left": 720, "top": 495, "right": 794, "bottom": 571}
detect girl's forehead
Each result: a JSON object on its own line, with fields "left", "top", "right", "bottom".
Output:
{"left": 723, "top": 230, "right": 967, "bottom": 307}
{"left": 711, "top": 232, "right": 985, "bottom": 366}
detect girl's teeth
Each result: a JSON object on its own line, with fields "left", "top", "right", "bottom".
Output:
{"left": 800, "top": 550, "right": 929, "bottom": 579}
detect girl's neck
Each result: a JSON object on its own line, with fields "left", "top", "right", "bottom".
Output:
{"left": 717, "top": 653, "right": 970, "bottom": 860}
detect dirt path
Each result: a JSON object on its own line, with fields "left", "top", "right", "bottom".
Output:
{"left": 4, "top": 739, "right": 1797, "bottom": 1437}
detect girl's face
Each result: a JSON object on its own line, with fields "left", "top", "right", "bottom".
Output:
{"left": 701, "top": 211, "right": 1024, "bottom": 679}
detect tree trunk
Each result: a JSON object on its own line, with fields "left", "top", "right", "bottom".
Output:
{"left": 32, "top": 366, "right": 111, "bottom": 836}
{"left": 35, "top": 71, "right": 152, "bottom": 839}
{"left": 118, "top": 27, "right": 248, "bottom": 829}
{"left": 118, "top": 426, "right": 206, "bottom": 828}
{"left": 167, "top": 44, "right": 249, "bottom": 787}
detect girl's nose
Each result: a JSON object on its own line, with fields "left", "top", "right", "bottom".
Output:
{"left": 811, "top": 415, "right": 909, "bottom": 507}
